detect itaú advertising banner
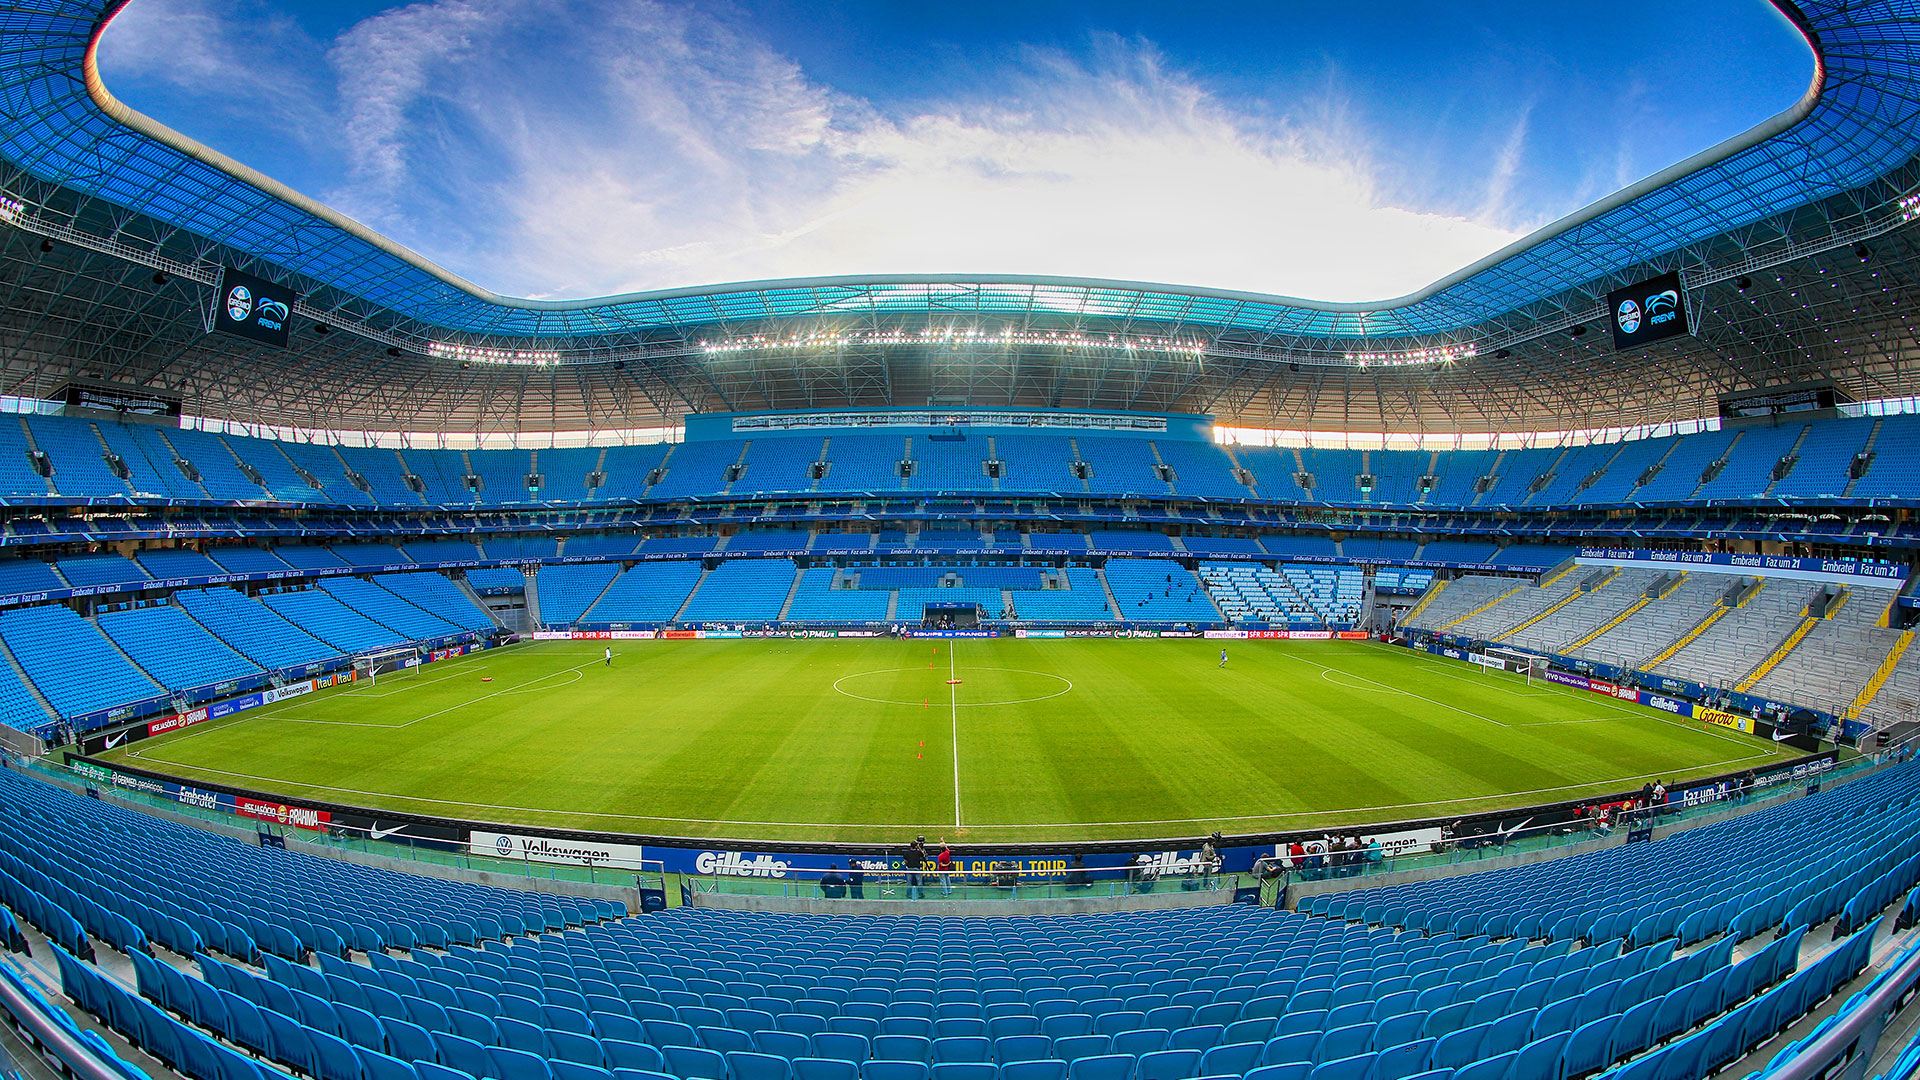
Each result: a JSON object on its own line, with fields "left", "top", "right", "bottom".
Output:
{"left": 471, "top": 831, "right": 648, "bottom": 869}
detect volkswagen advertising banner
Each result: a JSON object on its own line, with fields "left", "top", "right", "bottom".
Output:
{"left": 1607, "top": 270, "right": 1690, "bottom": 351}
{"left": 471, "top": 831, "right": 649, "bottom": 869}
{"left": 212, "top": 266, "right": 298, "bottom": 349}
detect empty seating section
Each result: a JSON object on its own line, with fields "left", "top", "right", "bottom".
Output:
{"left": 651, "top": 441, "right": 748, "bottom": 500}
{"left": 1418, "top": 541, "right": 1499, "bottom": 566}
{"left": 0, "top": 414, "right": 1912, "bottom": 507}
{"left": 481, "top": 536, "right": 560, "bottom": 561}
{"left": 1443, "top": 574, "right": 1584, "bottom": 640}
{"left": 1341, "top": 538, "right": 1419, "bottom": 563}
{"left": 263, "top": 588, "right": 410, "bottom": 654}
{"left": 1105, "top": 560, "right": 1216, "bottom": 622}
{"left": 1651, "top": 579, "right": 1824, "bottom": 692}
{"left": 535, "top": 564, "right": 622, "bottom": 625}
{"left": 565, "top": 534, "right": 641, "bottom": 558}
{"left": 1572, "top": 572, "right": 1725, "bottom": 671}
{"left": 1178, "top": 536, "right": 1265, "bottom": 558}
{"left": 1851, "top": 414, "right": 1920, "bottom": 497}
{"left": 1155, "top": 439, "right": 1250, "bottom": 500}
{"left": 95, "top": 420, "right": 202, "bottom": 499}
{"left": 821, "top": 433, "right": 907, "bottom": 492}
{"left": 26, "top": 417, "right": 128, "bottom": 497}
{"left": 992, "top": 434, "right": 1076, "bottom": 494}
{"left": 175, "top": 587, "right": 341, "bottom": 671}
{"left": 335, "top": 446, "right": 422, "bottom": 505}
{"left": 595, "top": 443, "right": 673, "bottom": 501}
{"left": 264, "top": 440, "right": 360, "bottom": 504}
{"left": 273, "top": 546, "right": 349, "bottom": 571}
{"left": 534, "top": 447, "right": 603, "bottom": 501}
{"left": 1280, "top": 566, "right": 1364, "bottom": 624}
{"left": 1501, "top": 569, "right": 1663, "bottom": 655}
{"left": 1401, "top": 575, "right": 1517, "bottom": 632}
{"left": 1259, "top": 535, "right": 1337, "bottom": 560}
{"left": 1087, "top": 530, "right": 1172, "bottom": 554}
{"left": 0, "top": 557, "right": 63, "bottom": 594}
{"left": 332, "top": 544, "right": 411, "bottom": 568}
{"left": 1748, "top": 586, "right": 1903, "bottom": 711}
{"left": 726, "top": 531, "right": 812, "bottom": 554}
{"left": 0, "top": 418, "right": 48, "bottom": 494}
{"left": 98, "top": 604, "right": 262, "bottom": 691}
{"left": 206, "top": 546, "right": 293, "bottom": 575}
{"left": 135, "top": 548, "right": 225, "bottom": 579}
{"left": 1076, "top": 438, "right": 1165, "bottom": 496}
{"left": 1489, "top": 546, "right": 1578, "bottom": 570}
{"left": 682, "top": 560, "right": 799, "bottom": 622}
{"left": 56, "top": 553, "right": 150, "bottom": 588}
{"left": 0, "top": 657, "right": 47, "bottom": 730}
{"left": 464, "top": 567, "right": 526, "bottom": 593}
{"left": 640, "top": 536, "right": 718, "bottom": 556}
{"left": 583, "top": 562, "right": 705, "bottom": 623}
{"left": 1009, "top": 570, "right": 1111, "bottom": 622}
{"left": 372, "top": 574, "right": 496, "bottom": 632}
{"left": 466, "top": 449, "right": 534, "bottom": 505}
{"left": 0, "top": 604, "right": 161, "bottom": 717}
{"left": 914, "top": 529, "right": 986, "bottom": 550}
{"left": 786, "top": 568, "right": 893, "bottom": 622}
{"left": 900, "top": 586, "right": 1006, "bottom": 620}
{"left": 1372, "top": 568, "right": 1434, "bottom": 594}
{"left": 739, "top": 437, "right": 827, "bottom": 496}
{"left": 319, "top": 577, "right": 462, "bottom": 641}
{"left": 907, "top": 437, "right": 988, "bottom": 491}
{"left": 401, "top": 541, "right": 482, "bottom": 564}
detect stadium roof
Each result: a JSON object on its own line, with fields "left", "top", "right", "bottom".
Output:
{"left": 0, "top": 0, "right": 1916, "bottom": 436}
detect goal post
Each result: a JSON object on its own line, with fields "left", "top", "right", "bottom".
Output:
{"left": 352, "top": 646, "right": 424, "bottom": 685}
{"left": 1483, "top": 647, "right": 1549, "bottom": 685}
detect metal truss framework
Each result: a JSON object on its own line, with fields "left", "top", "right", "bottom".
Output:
{"left": 0, "top": 1, "right": 1915, "bottom": 436}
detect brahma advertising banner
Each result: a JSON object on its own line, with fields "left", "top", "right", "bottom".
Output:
{"left": 235, "top": 797, "right": 330, "bottom": 831}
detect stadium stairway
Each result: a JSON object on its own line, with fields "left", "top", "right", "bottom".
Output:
{"left": 1737, "top": 616, "right": 1820, "bottom": 693}
{"left": 523, "top": 571, "right": 544, "bottom": 626}
{"left": 672, "top": 566, "right": 712, "bottom": 622}
{"left": 1850, "top": 630, "right": 1917, "bottom": 719}
{"left": 1400, "top": 579, "right": 1447, "bottom": 625}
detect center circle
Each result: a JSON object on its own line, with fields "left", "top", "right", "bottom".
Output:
{"left": 832, "top": 666, "right": 1074, "bottom": 707}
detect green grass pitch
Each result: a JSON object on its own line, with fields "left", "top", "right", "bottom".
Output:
{"left": 103, "top": 638, "right": 1801, "bottom": 843}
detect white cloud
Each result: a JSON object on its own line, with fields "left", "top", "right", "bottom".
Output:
{"left": 119, "top": 0, "right": 1528, "bottom": 303}
{"left": 96, "top": 0, "right": 330, "bottom": 138}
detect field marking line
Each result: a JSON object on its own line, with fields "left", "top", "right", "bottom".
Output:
{"left": 277, "top": 658, "right": 606, "bottom": 729}
{"left": 339, "top": 662, "right": 492, "bottom": 699}
{"left": 1277, "top": 650, "right": 1510, "bottom": 727}
{"left": 1319, "top": 669, "right": 1412, "bottom": 696}
{"left": 123, "top": 748, "right": 1783, "bottom": 832}
{"left": 831, "top": 666, "right": 1071, "bottom": 707}
{"left": 950, "top": 641, "right": 962, "bottom": 829}
{"left": 1393, "top": 649, "right": 1557, "bottom": 697}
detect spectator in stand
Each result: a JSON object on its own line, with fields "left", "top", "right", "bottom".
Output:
{"left": 1652, "top": 779, "right": 1668, "bottom": 805}
{"left": 936, "top": 840, "right": 955, "bottom": 895}
{"left": 819, "top": 864, "right": 846, "bottom": 899}
{"left": 1199, "top": 832, "right": 1220, "bottom": 886}
{"left": 848, "top": 863, "right": 865, "bottom": 900}
{"left": 1639, "top": 780, "right": 1656, "bottom": 808}
{"left": 1064, "top": 854, "right": 1090, "bottom": 889}
{"left": 1366, "top": 837, "right": 1383, "bottom": 866}
{"left": 1288, "top": 840, "right": 1306, "bottom": 873}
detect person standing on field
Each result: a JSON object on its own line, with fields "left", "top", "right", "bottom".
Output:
{"left": 604, "top": 646, "right": 612, "bottom": 667}
{"left": 1219, "top": 648, "right": 1228, "bottom": 668}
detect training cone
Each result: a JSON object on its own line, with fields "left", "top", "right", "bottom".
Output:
{"left": 480, "top": 677, "right": 493, "bottom": 682}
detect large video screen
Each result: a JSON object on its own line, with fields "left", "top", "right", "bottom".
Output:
{"left": 212, "top": 266, "right": 298, "bottom": 349}
{"left": 1607, "top": 270, "right": 1690, "bottom": 351}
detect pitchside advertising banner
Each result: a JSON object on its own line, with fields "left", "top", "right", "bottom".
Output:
{"left": 212, "top": 266, "right": 299, "bottom": 349}
{"left": 471, "top": 831, "right": 649, "bottom": 869}
{"left": 70, "top": 759, "right": 332, "bottom": 830}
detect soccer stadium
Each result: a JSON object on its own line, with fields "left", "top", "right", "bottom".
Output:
{"left": 0, "top": 2, "right": 1919, "bottom": 1080}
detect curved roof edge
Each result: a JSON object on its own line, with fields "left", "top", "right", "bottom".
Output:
{"left": 4, "top": 0, "right": 1906, "bottom": 342}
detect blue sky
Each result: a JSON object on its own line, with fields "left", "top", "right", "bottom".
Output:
{"left": 96, "top": 0, "right": 1810, "bottom": 302}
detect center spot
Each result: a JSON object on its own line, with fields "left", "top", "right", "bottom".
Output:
{"left": 832, "top": 667, "right": 1073, "bottom": 707}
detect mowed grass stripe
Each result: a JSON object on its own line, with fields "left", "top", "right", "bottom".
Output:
{"left": 109, "top": 638, "right": 1798, "bottom": 843}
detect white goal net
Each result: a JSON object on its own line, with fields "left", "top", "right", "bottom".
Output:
{"left": 353, "top": 646, "right": 423, "bottom": 685}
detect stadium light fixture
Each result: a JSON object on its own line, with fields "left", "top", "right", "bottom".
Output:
{"left": 1340, "top": 344, "right": 1476, "bottom": 366}
{"left": 697, "top": 326, "right": 1209, "bottom": 358}
{"left": 426, "top": 341, "right": 563, "bottom": 366}
{"left": 0, "top": 196, "right": 22, "bottom": 224}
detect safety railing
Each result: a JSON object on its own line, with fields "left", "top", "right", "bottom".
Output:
{"left": 687, "top": 863, "right": 1258, "bottom": 903}
{"left": 8, "top": 753, "right": 657, "bottom": 889}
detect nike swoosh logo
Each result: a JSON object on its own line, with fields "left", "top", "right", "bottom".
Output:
{"left": 1773, "top": 731, "right": 1793, "bottom": 742}
{"left": 369, "top": 824, "right": 408, "bottom": 840}
{"left": 105, "top": 731, "right": 126, "bottom": 749}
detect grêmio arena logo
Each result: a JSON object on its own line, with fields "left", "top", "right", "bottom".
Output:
{"left": 225, "top": 284, "right": 290, "bottom": 331}
{"left": 1618, "top": 288, "right": 1680, "bottom": 335}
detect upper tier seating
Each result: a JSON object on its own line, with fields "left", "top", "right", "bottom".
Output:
{"left": 205, "top": 546, "right": 294, "bottom": 575}
{"left": 135, "top": 548, "right": 226, "bottom": 580}
{"left": 464, "top": 567, "right": 526, "bottom": 593}
{"left": 97, "top": 603, "right": 263, "bottom": 693}
{"left": 56, "top": 553, "right": 150, "bottom": 588}
{"left": 1, "top": 411, "right": 1919, "bottom": 509}
{"left": 1010, "top": 569, "right": 1113, "bottom": 622}
{"left": 785, "top": 568, "right": 892, "bottom": 623}
{"left": 174, "top": 587, "right": 341, "bottom": 671}
{"left": 0, "top": 557, "right": 64, "bottom": 595}
{"left": 0, "top": 604, "right": 162, "bottom": 717}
